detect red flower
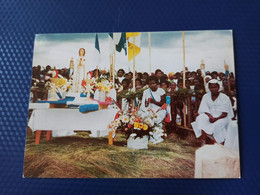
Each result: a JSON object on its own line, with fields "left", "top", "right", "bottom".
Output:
{"left": 81, "top": 80, "right": 86, "bottom": 86}
{"left": 128, "top": 124, "right": 132, "bottom": 128}
{"left": 161, "top": 103, "right": 167, "bottom": 110}
{"left": 105, "top": 97, "right": 112, "bottom": 102}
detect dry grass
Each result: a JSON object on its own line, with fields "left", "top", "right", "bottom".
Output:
{"left": 24, "top": 130, "right": 199, "bottom": 178}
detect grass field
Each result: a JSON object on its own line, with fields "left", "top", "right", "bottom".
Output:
{"left": 23, "top": 130, "right": 200, "bottom": 178}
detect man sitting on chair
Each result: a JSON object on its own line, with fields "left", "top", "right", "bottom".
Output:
{"left": 191, "top": 79, "right": 234, "bottom": 144}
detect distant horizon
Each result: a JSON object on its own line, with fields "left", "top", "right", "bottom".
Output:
{"left": 32, "top": 30, "right": 235, "bottom": 74}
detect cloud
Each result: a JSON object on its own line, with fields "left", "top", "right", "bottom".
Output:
{"left": 33, "top": 30, "right": 235, "bottom": 74}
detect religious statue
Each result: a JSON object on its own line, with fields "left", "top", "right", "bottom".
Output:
{"left": 73, "top": 48, "right": 86, "bottom": 93}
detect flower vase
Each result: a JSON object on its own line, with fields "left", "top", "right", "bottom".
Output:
{"left": 127, "top": 134, "right": 148, "bottom": 149}
{"left": 99, "top": 90, "right": 106, "bottom": 102}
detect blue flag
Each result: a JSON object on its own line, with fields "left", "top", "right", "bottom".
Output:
{"left": 95, "top": 33, "right": 100, "bottom": 53}
{"left": 116, "top": 32, "right": 127, "bottom": 55}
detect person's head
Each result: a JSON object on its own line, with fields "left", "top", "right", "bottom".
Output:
{"left": 194, "top": 78, "right": 200, "bottom": 86}
{"left": 170, "top": 82, "right": 177, "bottom": 91}
{"left": 122, "top": 78, "right": 130, "bottom": 90}
{"left": 161, "top": 74, "right": 168, "bottom": 81}
{"left": 206, "top": 71, "right": 211, "bottom": 76}
{"left": 137, "top": 72, "right": 143, "bottom": 80}
{"left": 196, "top": 69, "right": 202, "bottom": 76}
{"left": 117, "top": 69, "right": 125, "bottom": 77}
{"left": 185, "top": 79, "right": 191, "bottom": 89}
{"left": 175, "top": 72, "right": 181, "bottom": 79}
{"left": 46, "top": 65, "right": 51, "bottom": 71}
{"left": 127, "top": 72, "right": 133, "bottom": 80}
{"left": 211, "top": 71, "right": 218, "bottom": 79}
{"left": 155, "top": 69, "right": 163, "bottom": 79}
{"left": 160, "top": 80, "right": 169, "bottom": 90}
{"left": 135, "top": 78, "right": 142, "bottom": 87}
{"left": 79, "top": 48, "right": 86, "bottom": 57}
{"left": 208, "top": 79, "right": 220, "bottom": 95}
{"left": 205, "top": 75, "right": 212, "bottom": 83}
{"left": 218, "top": 72, "right": 225, "bottom": 81}
{"left": 177, "top": 79, "right": 183, "bottom": 89}
{"left": 191, "top": 71, "right": 197, "bottom": 78}
{"left": 147, "top": 75, "right": 159, "bottom": 91}
{"left": 142, "top": 72, "right": 149, "bottom": 80}
{"left": 36, "top": 65, "right": 41, "bottom": 71}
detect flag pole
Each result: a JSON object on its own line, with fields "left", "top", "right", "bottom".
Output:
{"left": 148, "top": 32, "right": 151, "bottom": 74}
{"left": 182, "top": 31, "right": 187, "bottom": 128}
{"left": 132, "top": 33, "right": 136, "bottom": 109}
{"left": 113, "top": 45, "right": 116, "bottom": 87}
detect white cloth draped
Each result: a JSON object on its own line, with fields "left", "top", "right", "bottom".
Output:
{"left": 28, "top": 107, "right": 118, "bottom": 137}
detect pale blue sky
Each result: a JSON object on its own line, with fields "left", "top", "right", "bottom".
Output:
{"left": 33, "top": 30, "right": 235, "bottom": 73}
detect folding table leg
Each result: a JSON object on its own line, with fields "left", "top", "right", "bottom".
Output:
{"left": 35, "top": 130, "right": 41, "bottom": 144}
{"left": 46, "top": 131, "right": 52, "bottom": 141}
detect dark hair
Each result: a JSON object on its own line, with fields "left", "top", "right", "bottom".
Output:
{"left": 161, "top": 74, "right": 168, "bottom": 81}
{"left": 147, "top": 75, "right": 159, "bottom": 85}
{"left": 128, "top": 72, "right": 133, "bottom": 76}
{"left": 135, "top": 78, "right": 142, "bottom": 85}
{"left": 122, "top": 78, "right": 130, "bottom": 86}
{"left": 177, "top": 79, "right": 183, "bottom": 85}
{"left": 143, "top": 72, "right": 149, "bottom": 77}
{"left": 137, "top": 72, "right": 143, "bottom": 78}
{"left": 211, "top": 71, "right": 218, "bottom": 75}
{"left": 155, "top": 69, "right": 162, "bottom": 75}
{"left": 117, "top": 69, "right": 125, "bottom": 74}
{"left": 160, "top": 80, "right": 169, "bottom": 88}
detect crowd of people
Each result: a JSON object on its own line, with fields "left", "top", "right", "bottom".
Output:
{"left": 31, "top": 64, "right": 237, "bottom": 145}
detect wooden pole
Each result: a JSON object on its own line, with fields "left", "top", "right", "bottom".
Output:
{"left": 132, "top": 33, "right": 136, "bottom": 109}
{"left": 133, "top": 33, "right": 136, "bottom": 91}
{"left": 113, "top": 45, "right": 116, "bottom": 87}
{"left": 148, "top": 32, "right": 151, "bottom": 74}
{"left": 182, "top": 31, "right": 187, "bottom": 128}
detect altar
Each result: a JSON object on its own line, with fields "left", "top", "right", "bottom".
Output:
{"left": 28, "top": 103, "right": 118, "bottom": 144}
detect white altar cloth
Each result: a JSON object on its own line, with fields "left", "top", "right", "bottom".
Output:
{"left": 28, "top": 107, "right": 118, "bottom": 137}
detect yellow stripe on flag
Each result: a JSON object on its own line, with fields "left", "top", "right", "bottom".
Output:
{"left": 126, "top": 32, "right": 141, "bottom": 39}
{"left": 128, "top": 42, "right": 141, "bottom": 61}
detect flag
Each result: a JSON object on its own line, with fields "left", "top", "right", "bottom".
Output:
{"left": 108, "top": 33, "right": 114, "bottom": 54}
{"left": 126, "top": 32, "right": 141, "bottom": 61}
{"left": 95, "top": 33, "right": 100, "bottom": 53}
{"left": 113, "top": 33, "right": 121, "bottom": 45}
{"left": 116, "top": 32, "right": 127, "bottom": 55}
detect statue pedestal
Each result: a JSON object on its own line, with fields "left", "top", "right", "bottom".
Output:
{"left": 195, "top": 144, "right": 240, "bottom": 178}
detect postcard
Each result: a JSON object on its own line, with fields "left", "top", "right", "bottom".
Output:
{"left": 24, "top": 30, "right": 240, "bottom": 178}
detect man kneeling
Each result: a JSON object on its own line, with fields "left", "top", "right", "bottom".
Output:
{"left": 191, "top": 79, "right": 234, "bottom": 144}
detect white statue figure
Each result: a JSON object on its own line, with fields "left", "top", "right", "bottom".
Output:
{"left": 73, "top": 48, "right": 86, "bottom": 93}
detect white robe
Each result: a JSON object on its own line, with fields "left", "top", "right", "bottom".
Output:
{"left": 191, "top": 92, "right": 234, "bottom": 143}
{"left": 141, "top": 88, "right": 166, "bottom": 124}
{"left": 73, "top": 56, "right": 86, "bottom": 93}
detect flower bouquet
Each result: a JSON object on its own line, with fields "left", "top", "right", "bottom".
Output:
{"left": 45, "top": 76, "right": 72, "bottom": 100}
{"left": 108, "top": 105, "right": 167, "bottom": 149}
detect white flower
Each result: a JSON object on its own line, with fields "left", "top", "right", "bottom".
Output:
{"left": 61, "top": 85, "right": 67, "bottom": 92}
{"left": 129, "top": 116, "right": 135, "bottom": 124}
{"left": 122, "top": 115, "right": 129, "bottom": 123}
{"left": 114, "top": 119, "right": 120, "bottom": 125}
{"left": 144, "top": 117, "right": 154, "bottom": 126}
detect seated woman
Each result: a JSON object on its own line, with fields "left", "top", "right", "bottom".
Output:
{"left": 191, "top": 79, "right": 234, "bottom": 144}
{"left": 140, "top": 76, "right": 166, "bottom": 144}
{"left": 140, "top": 75, "right": 166, "bottom": 124}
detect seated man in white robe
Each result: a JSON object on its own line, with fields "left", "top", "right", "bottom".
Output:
{"left": 191, "top": 79, "right": 234, "bottom": 144}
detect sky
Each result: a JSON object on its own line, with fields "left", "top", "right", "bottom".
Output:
{"left": 32, "top": 30, "right": 235, "bottom": 74}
